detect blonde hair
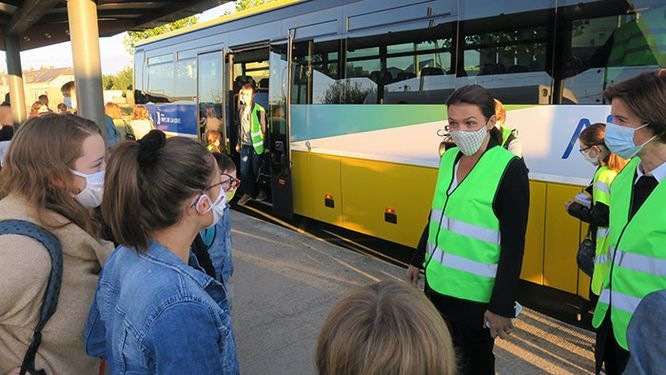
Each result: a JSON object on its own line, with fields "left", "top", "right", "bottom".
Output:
{"left": 132, "top": 104, "right": 150, "bottom": 120}
{"left": 105, "top": 102, "right": 123, "bottom": 119}
{"left": 316, "top": 280, "right": 456, "bottom": 375}
{"left": 0, "top": 114, "right": 102, "bottom": 236}
{"left": 494, "top": 98, "right": 506, "bottom": 128}
{"left": 29, "top": 101, "right": 43, "bottom": 118}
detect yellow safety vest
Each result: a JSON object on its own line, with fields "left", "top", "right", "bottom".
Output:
{"left": 425, "top": 145, "right": 516, "bottom": 303}
{"left": 592, "top": 158, "right": 666, "bottom": 350}
{"left": 591, "top": 166, "right": 618, "bottom": 295}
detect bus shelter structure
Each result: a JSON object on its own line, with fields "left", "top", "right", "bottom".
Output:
{"left": 0, "top": 0, "right": 228, "bottom": 137}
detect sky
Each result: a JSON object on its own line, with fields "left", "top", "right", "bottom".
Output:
{"left": 0, "top": 2, "right": 236, "bottom": 75}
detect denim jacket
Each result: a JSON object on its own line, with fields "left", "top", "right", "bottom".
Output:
{"left": 202, "top": 206, "right": 233, "bottom": 284}
{"left": 84, "top": 241, "right": 239, "bottom": 374}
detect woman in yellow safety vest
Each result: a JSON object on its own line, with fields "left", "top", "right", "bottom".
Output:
{"left": 565, "top": 123, "right": 627, "bottom": 319}
{"left": 591, "top": 69, "right": 666, "bottom": 374}
{"left": 494, "top": 98, "right": 522, "bottom": 157}
{"left": 406, "top": 85, "right": 529, "bottom": 375}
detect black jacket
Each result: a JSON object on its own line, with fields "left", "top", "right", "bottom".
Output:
{"left": 411, "top": 138, "right": 530, "bottom": 323}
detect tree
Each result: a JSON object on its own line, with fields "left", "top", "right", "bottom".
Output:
{"left": 225, "top": 0, "right": 281, "bottom": 14}
{"left": 102, "top": 66, "right": 134, "bottom": 90}
{"left": 123, "top": 16, "right": 199, "bottom": 55}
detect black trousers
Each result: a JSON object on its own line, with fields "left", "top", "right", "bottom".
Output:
{"left": 447, "top": 319, "right": 495, "bottom": 375}
{"left": 595, "top": 314, "right": 629, "bottom": 374}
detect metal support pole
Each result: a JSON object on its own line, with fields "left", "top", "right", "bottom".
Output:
{"left": 67, "top": 0, "right": 107, "bottom": 141}
{"left": 5, "top": 35, "right": 26, "bottom": 128}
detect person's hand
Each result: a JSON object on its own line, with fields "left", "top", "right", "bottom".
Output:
{"left": 4, "top": 367, "right": 21, "bottom": 375}
{"left": 564, "top": 199, "right": 574, "bottom": 211}
{"left": 235, "top": 144, "right": 240, "bottom": 153}
{"left": 484, "top": 310, "right": 514, "bottom": 339}
{"left": 405, "top": 265, "right": 421, "bottom": 287}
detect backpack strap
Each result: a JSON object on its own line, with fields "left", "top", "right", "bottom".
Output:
{"left": 0, "top": 220, "right": 63, "bottom": 375}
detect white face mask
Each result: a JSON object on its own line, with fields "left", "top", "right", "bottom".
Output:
{"left": 582, "top": 149, "right": 600, "bottom": 166}
{"left": 449, "top": 125, "right": 489, "bottom": 156}
{"left": 71, "top": 169, "right": 105, "bottom": 208}
{"left": 197, "top": 187, "right": 227, "bottom": 229}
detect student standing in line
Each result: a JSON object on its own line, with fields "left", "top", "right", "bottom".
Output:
{"left": 591, "top": 69, "right": 666, "bottom": 375}
{"left": 0, "top": 114, "right": 113, "bottom": 374}
{"left": 565, "top": 123, "right": 627, "bottom": 319}
{"left": 85, "top": 130, "right": 239, "bottom": 374}
{"left": 406, "top": 85, "right": 529, "bottom": 375}
{"left": 316, "top": 280, "right": 456, "bottom": 375}
{"left": 494, "top": 98, "right": 522, "bottom": 157}
{"left": 199, "top": 152, "right": 240, "bottom": 307}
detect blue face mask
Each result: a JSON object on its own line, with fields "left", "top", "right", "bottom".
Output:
{"left": 604, "top": 122, "right": 656, "bottom": 159}
{"left": 63, "top": 97, "right": 72, "bottom": 109}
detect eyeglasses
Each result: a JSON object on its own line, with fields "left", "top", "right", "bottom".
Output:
{"left": 578, "top": 144, "right": 601, "bottom": 154}
{"left": 221, "top": 173, "right": 241, "bottom": 190}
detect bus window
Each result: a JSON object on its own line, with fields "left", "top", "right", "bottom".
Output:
{"left": 458, "top": 0, "right": 555, "bottom": 104}
{"left": 175, "top": 58, "right": 196, "bottom": 99}
{"left": 198, "top": 51, "right": 224, "bottom": 142}
{"left": 383, "top": 25, "right": 455, "bottom": 104}
{"left": 313, "top": 40, "right": 342, "bottom": 104}
{"left": 345, "top": 41, "right": 380, "bottom": 104}
{"left": 147, "top": 62, "right": 175, "bottom": 98}
{"left": 559, "top": 1, "right": 666, "bottom": 104}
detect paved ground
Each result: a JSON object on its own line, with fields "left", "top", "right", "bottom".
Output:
{"left": 230, "top": 211, "right": 595, "bottom": 374}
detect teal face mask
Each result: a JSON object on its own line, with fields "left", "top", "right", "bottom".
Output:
{"left": 604, "top": 122, "right": 656, "bottom": 159}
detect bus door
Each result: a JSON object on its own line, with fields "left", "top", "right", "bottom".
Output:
{"left": 197, "top": 50, "right": 226, "bottom": 150}
{"left": 267, "top": 43, "right": 293, "bottom": 218}
{"left": 226, "top": 47, "right": 271, "bottom": 155}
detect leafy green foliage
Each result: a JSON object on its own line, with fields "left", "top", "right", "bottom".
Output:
{"left": 123, "top": 16, "right": 199, "bottom": 55}
{"left": 102, "top": 66, "right": 134, "bottom": 90}
{"left": 224, "top": 0, "right": 281, "bottom": 15}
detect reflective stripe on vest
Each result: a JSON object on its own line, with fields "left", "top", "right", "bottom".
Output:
{"left": 429, "top": 246, "right": 498, "bottom": 278}
{"left": 430, "top": 209, "right": 501, "bottom": 245}
{"left": 598, "top": 289, "right": 641, "bottom": 315}
{"left": 592, "top": 157, "right": 666, "bottom": 350}
{"left": 425, "top": 146, "right": 515, "bottom": 303}
{"left": 590, "top": 166, "right": 617, "bottom": 295}
{"left": 594, "top": 180, "right": 611, "bottom": 195}
{"left": 595, "top": 253, "right": 610, "bottom": 265}
{"left": 611, "top": 248, "right": 666, "bottom": 278}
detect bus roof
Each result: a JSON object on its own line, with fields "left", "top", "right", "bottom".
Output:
{"left": 136, "top": 0, "right": 304, "bottom": 47}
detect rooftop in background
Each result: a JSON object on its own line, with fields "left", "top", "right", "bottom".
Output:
{"left": 136, "top": 0, "right": 302, "bottom": 47}
{"left": 0, "top": 0, "right": 232, "bottom": 51}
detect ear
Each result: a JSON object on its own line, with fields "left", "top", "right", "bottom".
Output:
{"left": 49, "top": 170, "right": 69, "bottom": 189}
{"left": 487, "top": 114, "right": 497, "bottom": 129}
{"left": 194, "top": 194, "right": 212, "bottom": 215}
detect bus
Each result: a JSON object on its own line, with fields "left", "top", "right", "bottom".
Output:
{"left": 134, "top": 0, "right": 665, "bottom": 301}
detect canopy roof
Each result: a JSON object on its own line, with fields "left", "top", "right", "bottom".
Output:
{"left": 0, "top": 0, "right": 230, "bottom": 50}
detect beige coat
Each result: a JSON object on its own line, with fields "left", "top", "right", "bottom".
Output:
{"left": 0, "top": 195, "right": 114, "bottom": 374}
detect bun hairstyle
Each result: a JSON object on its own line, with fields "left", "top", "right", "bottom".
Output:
{"left": 102, "top": 130, "right": 215, "bottom": 251}
{"left": 0, "top": 114, "right": 101, "bottom": 236}
{"left": 446, "top": 85, "right": 503, "bottom": 145}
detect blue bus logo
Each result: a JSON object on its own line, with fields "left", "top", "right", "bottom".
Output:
{"left": 561, "top": 115, "right": 613, "bottom": 159}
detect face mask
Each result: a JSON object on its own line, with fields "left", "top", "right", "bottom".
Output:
{"left": 225, "top": 188, "right": 236, "bottom": 202}
{"left": 582, "top": 150, "right": 600, "bottom": 166}
{"left": 71, "top": 169, "right": 105, "bottom": 208}
{"left": 605, "top": 122, "right": 656, "bottom": 159}
{"left": 198, "top": 187, "right": 227, "bottom": 229}
{"left": 449, "top": 125, "right": 488, "bottom": 156}
{"left": 63, "top": 97, "right": 72, "bottom": 109}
